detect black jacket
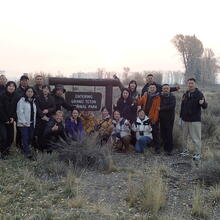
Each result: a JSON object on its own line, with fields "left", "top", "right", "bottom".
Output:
{"left": 141, "top": 83, "right": 178, "bottom": 96}
{"left": 0, "top": 91, "right": 19, "bottom": 123}
{"left": 16, "top": 86, "right": 26, "bottom": 98}
{"left": 33, "top": 85, "right": 43, "bottom": 98}
{"left": 0, "top": 85, "right": 5, "bottom": 95}
{"left": 159, "top": 93, "right": 176, "bottom": 119}
{"left": 53, "top": 94, "right": 74, "bottom": 112}
{"left": 115, "top": 97, "right": 136, "bottom": 122}
{"left": 37, "top": 94, "right": 56, "bottom": 117}
{"left": 43, "top": 118, "right": 67, "bottom": 143}
{"left": 180, "top": 88, "right": 208, "bottom": 122}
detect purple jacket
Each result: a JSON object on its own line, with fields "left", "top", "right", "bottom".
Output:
{"left": 65, "top": 117, "right": 84, "bottom": 141}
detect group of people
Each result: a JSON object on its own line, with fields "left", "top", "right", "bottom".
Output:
{"left": 0, "top": 73, "right": 207, "bottom": 161}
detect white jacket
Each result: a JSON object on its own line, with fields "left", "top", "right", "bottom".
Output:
{"left": 132, "top": 116, "right": 152, "bottom": 140}
{"left": 112, "top": 118, "right": 131, "bottom": 138}
{"left": 16, "top": 97, "right": 37, "bottom": 127}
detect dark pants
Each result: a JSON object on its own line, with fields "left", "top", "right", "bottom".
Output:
{"left": 160, "top": 116, "right": 174, "bottom": 153}
{"left": 35, "top": 119, "right": 47, "bottom": 150}
{"left": 0, "top": 122, "right": 14, "bottom": 155}
{"left": 16, "top": 125, "right": 22, "bottom": 148}
{"left": 152, "top": 122, "right": 160, "bottom": 151}
{"left": 19, "top": 125, "right": 34, "bottom": 154}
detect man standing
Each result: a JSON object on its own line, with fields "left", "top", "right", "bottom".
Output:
{"left": 180, "top": 78, "right": 208, "bottom": 160}
{"left": 16, "top": 74, "right": 29, "bottom": 98}
{"left": 159, "top": 84, "right": 176, "bottom": 155}
{"left": 141, "top": 74, "right": 180, "bottom": 96}
{"left": 0, "top": 75, "right": 7, "bottom": 95}
{"left": 136, "top": 84, "right": 161, "bottom": 153}
{"left": 33, "top": 75, "right": 44, "bottom": 98}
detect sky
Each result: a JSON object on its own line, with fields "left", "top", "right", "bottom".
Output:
{"left": 0, "top": 0, "right": 220, "bottom": 79}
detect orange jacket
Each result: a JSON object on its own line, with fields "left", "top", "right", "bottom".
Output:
{"left": 136, "top": 93, "right": 161, "bottom": 124}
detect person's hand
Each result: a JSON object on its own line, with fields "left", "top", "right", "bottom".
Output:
{"left": 199, "top": 98, "right": 205, "bottom": 105}
{"left": 52, "top": 124, "right": 59, "bottom": 131}
{"left": 42, "top": 116, "right": 49, "bottom": 121}
{"left": 5, "top": 121, "right": 10, "bottom": 124}
{"left": 158, "top": 107, "right": 160, "bottom": 111}
{"left": 176, "top": 85, "right": 180, "bottom": 90}
{"left": 43, "top": 109, "right": 49, "bottom": 114}
{"left": 9, "top": 118, "right": 14, "bottom": 124}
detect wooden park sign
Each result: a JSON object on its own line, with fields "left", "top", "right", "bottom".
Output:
{"left": 65, "top": 92, "right": 102, "bottom": 111}
{"left": 48, "top": 77, "right": 121, "bottom": 114}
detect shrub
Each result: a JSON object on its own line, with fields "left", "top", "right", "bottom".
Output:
{"left": 191, "top": 186, "right": 210, "bottom": 219}
{"left": 197, "top": 154, "right": 220, "bottom": 185}
{"left": 49, "top": 135, "right": 113, "bottom": 171}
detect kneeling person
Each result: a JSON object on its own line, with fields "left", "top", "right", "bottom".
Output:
{"left": 43, "top": 110, "right": 67, "bottom": 151}
{"left": 111, "top": 110, "right": 132, "bottom": 152}
{"left": 132, "top": 109, "right": 152, "bottom": 153}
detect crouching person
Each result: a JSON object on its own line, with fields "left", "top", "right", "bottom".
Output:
{"left": 43, "top": 110, "right": 67, "bottom": 152}
{"left": 111, "top": 110, "right": 132, "bottom": 152}
{"left": 95, "top": 107, "right": 113, "bottom": 145}
{"left": 132, "top": 109, "right": 152, "bottom": 153}
{"left": 65, "top": 109, "right": 84, "bottom": 141}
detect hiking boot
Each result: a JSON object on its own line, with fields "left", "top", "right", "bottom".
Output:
{"left": 180, "top": 150, "right": 189, "bottom": 157}
{"left": 165, "top": 151, "right": 173, "bottom": 156}
{"left": 193, "top": 153, "right": 201, "bottom": 161}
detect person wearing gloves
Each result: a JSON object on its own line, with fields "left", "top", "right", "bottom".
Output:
{"left": 132, "top": 109, "right": 152, "bottom": 153}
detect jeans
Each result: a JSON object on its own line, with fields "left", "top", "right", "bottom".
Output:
{"left": 135, "top": 136, "right": 152, "bottom": 153}
{"left": 19, "top": 125, "right": 34, "bottom": 153}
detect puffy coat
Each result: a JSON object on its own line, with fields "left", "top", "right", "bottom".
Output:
{"left": 136, "top": 93, "right": 161, "bottom": 124}
{"left": 112, "top": 118, "right": 131, "bottom": 138}
{"left": 132, "top": 116, "right": 152, "bottom": 140}
{"left": 16, "top": 97, "right": 37, "bottom": 127}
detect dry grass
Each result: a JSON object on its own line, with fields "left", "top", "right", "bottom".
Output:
{"left": 209, "top": 184, "right": 220, "bottom": 204}
{"left": 127, "top": 164, "right": 167, "bottom": 215}
{"left": 191, "top": 186, "right": 210, "bottom": 219}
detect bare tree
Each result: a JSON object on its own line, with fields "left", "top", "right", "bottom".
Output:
{"left": 200, "top": 48, "right": 220, "bottom": 85}
{"left": 172, "top": 34, "right": 204, "bottom": 82}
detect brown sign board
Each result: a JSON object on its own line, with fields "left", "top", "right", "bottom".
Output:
{"left": 65, "top": 92, "right": 102, "bottom": 111}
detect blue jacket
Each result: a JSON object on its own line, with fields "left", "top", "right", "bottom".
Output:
{"left": 65, "top": 117, "right": 84, "bottom": 141}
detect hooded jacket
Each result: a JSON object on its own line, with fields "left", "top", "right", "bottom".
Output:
{"left": 180, "top": 88, "right": 207, "bottom": 122}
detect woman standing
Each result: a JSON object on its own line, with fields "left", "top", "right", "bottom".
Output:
{"left": 114, "top": 88, "right": 136, "bottom": 123}
{"left": 17, "top": 87, "right": 37, "bottom": 159}
{"left": 0, "top": 81, "right": 18, "bottom": 159}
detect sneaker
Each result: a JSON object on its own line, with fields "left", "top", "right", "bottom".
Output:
{"left": 180, "top": 150, "right": 189, "bottom": 156}
{"left": 193, "top": 153, "right": 201, "bottom": 161}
